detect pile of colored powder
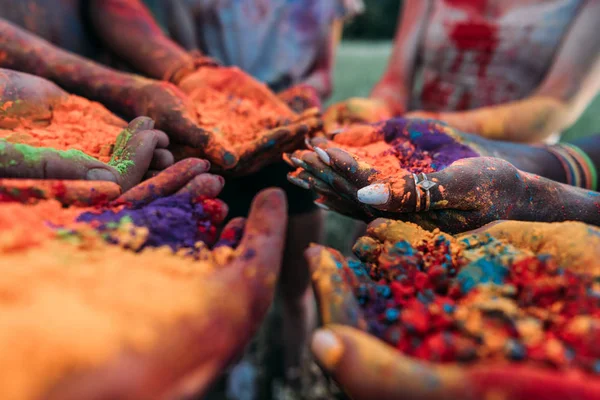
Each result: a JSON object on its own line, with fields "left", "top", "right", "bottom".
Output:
{"left": 330, "top": 118, "right": 480, "bottom": 183}
{"left": 179, "top": 67, "right": 297, "bottom": 152}
{"left": 338, "top": 221, "right": 600, "bottom": 375}
{"left": 0, "top": 94, "right": 126, "bottom": 162}
{"left": 0, "top": 222, "right": 231, "bottom": 400}
{"left": 78, "top": 193, "right": 226, "bottom": 253}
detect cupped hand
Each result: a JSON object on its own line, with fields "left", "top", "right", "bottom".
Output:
{"left": 0, "top": 116, "right": 173, "bottom": 192}
{"left": 174, "top": 67, "right": 323, "bottom": 176}
{"left": 305, "top": 228, "right": 600, "bottom": 400}
{"left": 42, "top": 188, "right": 288, "bottom": 400}
{"left": 323, "top": 97, "right": 393, "bottom": 132}
{"left": 277, "top": 83, "right": 322, "bottom": 113}
{"left": 129, "top": 79, "right": 238, "bottom": 169}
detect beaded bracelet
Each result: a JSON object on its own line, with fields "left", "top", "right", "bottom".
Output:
{"left": 545, "top": 143, "right": 597, "bottom": 190}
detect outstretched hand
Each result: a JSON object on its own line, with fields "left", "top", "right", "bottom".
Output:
{"left": 42, "top": 188, "right": 288, "bottom": 400}
{"left": 0, "top": 116, "right": 173, "bottom": 191}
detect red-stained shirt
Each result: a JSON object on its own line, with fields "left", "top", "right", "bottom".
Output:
{"left": 411, "top": 0, "right": 585, "bottom": 112}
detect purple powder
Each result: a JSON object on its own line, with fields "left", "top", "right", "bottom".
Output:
{"left": 77, "top": 193, "right": 215, "bottom": 252}
{"left": 382, "top": 118, "right": 480, "bottom": 171}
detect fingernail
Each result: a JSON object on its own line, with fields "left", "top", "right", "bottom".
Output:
{"left": 282, "top": 153, "right": 294, "bottom": 167}
{"left": 86, "top": 168, "right": 118, "bottom": 182}
{"left": 328, "top": 129, "right": 343, "bottom": 136}
{"left": 287, "top": 175, "right": 310, "bottom": 190}
{"left": 357, "top": 183, "right": 389, "bottom": 205}
{"left": 291, "top": 157, "right": 305, "bottom": 168}
{"left": 129, "top": 116, "right": 155, "bottom": 131}
{"left": 305, "top": 137, "right": 314, "bottom": 150}
{"left": 311, "top": 329, "right": 343, "bottom": 370}
{"left": 314, "top": 147, "right": 331, "bottom": 165}
{"left": 314, "top": 201, "right": 330, "bottom": 211}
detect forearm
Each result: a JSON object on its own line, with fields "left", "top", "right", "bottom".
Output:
{"left": 89, "top": 0, "right": 194, "bottom": 81}
{"left": 516, "top": 172, "right": 600, "bottom": 226}
{"left": 437, "top": 96, "right": 567, "bottom": 143}
{"left": 0, "top": 19, "right": 148, "bottom": 117}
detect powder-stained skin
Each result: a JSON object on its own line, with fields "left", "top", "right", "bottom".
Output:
{"left": 306, "top": 218, "right": 600, "bottom": 399}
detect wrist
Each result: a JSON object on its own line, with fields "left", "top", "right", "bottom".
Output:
{"left": 543, "top": 143, "right": 598, "bottom": 190}
{"left": 370, "top": 84, "right": 405, "bottom": 115}
{"left": 163, "top": 51, "right": 220, "bottom": 85}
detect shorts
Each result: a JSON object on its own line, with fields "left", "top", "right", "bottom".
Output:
{"left": 219, "top": 161, "right": 317, "bottom": 218}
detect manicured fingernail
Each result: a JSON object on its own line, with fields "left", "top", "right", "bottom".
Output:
{"left": 311, "top": 329, "right": 343, "bottom": 370}
{"left": 223, "top": 151, "right": 237, "bottom": 168}
{"left": 314, "top": 201, "right": 330, "bottom": 211}
{"left": 291, "top": 157, "right": 304, "bottom": 167}
{"left": 314, "top": 147, "right": 331, "bottom": 165}
{"left": 86, "top": 168, "right": 117, "bottom": 182}
{"left": 305, "top": 137, "right": 314, "bottom": 150}
{"left": 282, "top": 153, "right": 294, "bottom": 167}
{"left": 357, "top": 183, "right": 389, "bottom": 205}
{"left": 287, "top": 175, "right": 310, "bottom": 190}
{"left": 328, "top": 129, "right": 343, "bottom": 136}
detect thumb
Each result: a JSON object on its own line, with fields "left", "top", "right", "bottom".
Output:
{"left": 311, "top": 325, "right": 465, "bottom": 400}
{"left": 230, "top": 188, "right": 288, "bottom": 317}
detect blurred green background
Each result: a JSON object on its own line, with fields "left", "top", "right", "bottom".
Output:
{"left": 323, "top": 0, "right": 600, "bottom": 251}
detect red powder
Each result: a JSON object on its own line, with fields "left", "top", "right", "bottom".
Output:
{"left": 0, "top": 95, "right": 126, "bottom": 162}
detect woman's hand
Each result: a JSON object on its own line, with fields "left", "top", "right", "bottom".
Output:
{"left": 0, "top": 116, "right": 173, "bottom": 192}
{"left": 323, "top": 97, "right": 393, "bottom": 131}
{"left": 42, "top": 188, "right": 288, "bottom": 400}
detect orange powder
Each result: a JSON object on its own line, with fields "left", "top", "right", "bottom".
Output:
{"left": 179, "top": 67, "right": 298, "bottom": 152}
{"left": 0, "top": 95, "right": 126, "bottom": 162}
{"left": 0, "top": 201, "right": 238, "bottom": 400}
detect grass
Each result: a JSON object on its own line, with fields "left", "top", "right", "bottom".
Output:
{"left": 323, "top": 41, "right": 600, "bottom": 251}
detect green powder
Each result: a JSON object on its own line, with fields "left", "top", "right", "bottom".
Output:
{"left": 0, "top": 139, "right": 98, "bottom": 166}
{"left": 108, "top": 128, "right": 136, "bottom": 175}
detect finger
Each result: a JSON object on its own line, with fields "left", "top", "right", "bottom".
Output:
{"left": 176, "top": 118, "right": 238, "bottom": 170}
{"left": 299, "top": 151, "right": 356, "bottom": 200}
{"left": 214, "top": 217, "right": 246, "bottom": 249}
{"left": 0, "top": 139, "right": 121, "bottom": 183}
{"left": 150, "top": 148, "right": 175, "bottom": 170}
{"left": 0, "top": 178, "right": 121, "bottom": 206}
{"left": 175, "top": 173, "right": 225, "bottom": 199}
{"left": 230, "top": 188, "right": 288, "bottom": 314}
{"left": 311, "top": 325, "right": 464, "bottom": 400}
{"left": 324, "top": 147, "right": 378, "bottom": 188}
{"left": 115, "top": 158, "right": 210, "bottom": 205}
{"left": 305, "top": 245, "right": 367, "bottom": 329}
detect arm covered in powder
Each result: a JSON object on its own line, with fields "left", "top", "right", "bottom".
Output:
{"left": 88, "top": 0, "right": 210, "bottom": 84}
{"left": 407, "top": 1, "right": 600, "bottom": 143}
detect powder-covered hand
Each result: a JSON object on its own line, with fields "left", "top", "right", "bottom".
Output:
{"left": 323, "top": 97, "right": 393, "bottom": 132}
{"left": 176, "top": 67, "right": 323, "bottom": 176}
{"left": 129, "top": 80, "right": 238, "bottom": 169}
{"left": 41, "top": 188, "right": 288, "bottom": 400}
{"left": 277, "top": 83, "right": 322, "bottom": 113}
{"left": 0, "top": 116, "right": 172, "bottom": 192}
{"left": 305, "top": 221, "right": 600, "bottom": 400}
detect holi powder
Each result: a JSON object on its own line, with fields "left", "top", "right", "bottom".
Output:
{"left": 336, "top": 221, "right": 600, "bottom": 376}
{"left": 0, "top": 95, "right": 126, "bottom": 162}
{"left": 0, "top": 193, "right": 236, "bottom": 399}
{"left": 179, "top": 67, "right": 298, "bottom": 152}
{"left": 331, "top": 118, "right": 480, "bottom": 183}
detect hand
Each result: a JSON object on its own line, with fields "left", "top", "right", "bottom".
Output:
{"left": 277, "top": 83, "right": 322, "bottom": 113}
{"left": 323, "top": 97, "right": 393, "bottom": 132}
{"left": 129, "top": 79, "right": 238, "bottom": 169}
{"left": 175, "top": 66, "right": 323, "bottom": 176}
{"left": 305, "top": 223, "right": 600, "bottom": 400}
{"left": 0, "top": 116, "right": 173, "bottom": 191}
{"left": 405, "top": 110, "right": 480, "bottom": 134}
{"left": 36, "top": 188, "right": 288, "bottom": 400}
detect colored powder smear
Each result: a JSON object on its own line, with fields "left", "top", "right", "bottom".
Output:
{"left": 337, "top": 221, "right": 600, "bottom": 375}
{"left": 0, "top": 94, "right": 126, "bottom": 162}
{"left": 330, "top": 118, "right": 480, "bottom": 183}
{"left": 179, "top": 67, "right": 297, "bottom": 152}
